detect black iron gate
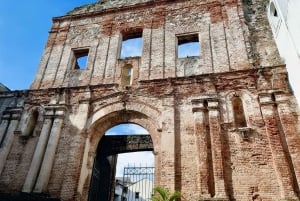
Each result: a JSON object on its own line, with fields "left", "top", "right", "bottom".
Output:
{"left": 120, "top": 166, "right": 154, "bottom": 201}
{"left": 89, "top": 135, "right": 154, "bottom": 201}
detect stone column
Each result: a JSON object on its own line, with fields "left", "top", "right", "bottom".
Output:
{"left": 22, "top": 117, "right": 53, "bottom": 192}
{"left": 0, "top": 107, "right": 23, "bottom": 175}
{"left": 274, "top": 92, "right": 300, "bottom": 189}
{"left": 259, "top": 93, "right": 298, "bottom": 200}
{"left": 192, "top": 100, "right": 210, "bottom": 197}
{"left": 207, "top": 100, "right": 227, "bottom": 199}
{"left": 0, "top": 119, "right": 9, "bottom": 145}
{"left": 0, "top": 111, "right": 21, "bottom": 175}
{"left": 77, "top": 129, "right": 90, "bottom": 196}
{"left": 33, "top": 108, "right": 65, "bottom": 193}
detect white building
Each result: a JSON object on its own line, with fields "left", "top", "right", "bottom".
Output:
{"left": 126, "top": 178, "right": 153, "bottom": 201}
{"left": 268, "top": 0, "right": 300, "bottom": 103}
{"left": 114, "top": 178, "right": 153, "bottom": 201}
{"left": 114, "top": 177, "right": 132, "bottom": 201}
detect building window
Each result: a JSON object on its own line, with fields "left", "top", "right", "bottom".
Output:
{"left": 232, "top": 97, "right": 247, "bottom": 127}
{"left": 123, "top": 186, "right": 128, "bottom": 194}
{"left": 121, "top": 64, "right": 133, "bottom": 87}
{"left": 177, "top": 34, "right": 200, "bottom": 58}
{"left": 120, "top": 32, "right": 143, "bottom": 59}
{"left": 269, "top": 2, "right": 280, "bottom": 30}
{"left": 71, "top": 48, "right": 89, "bottom": 70}
{"left": 135, "top": 192, "right": 140, "bottom": 199}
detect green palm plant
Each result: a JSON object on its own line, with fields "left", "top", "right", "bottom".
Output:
{"left": 151, "top": 186, "right": 182, "bottom": 201}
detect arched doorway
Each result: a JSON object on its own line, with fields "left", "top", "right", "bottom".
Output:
{"left": 84, "top": 109, "right": 159, "bottom": 201}
{"left": 88, "top": 123, "right": 154, "bottom": 201}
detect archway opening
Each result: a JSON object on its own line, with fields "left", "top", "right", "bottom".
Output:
{"left": 88, "top": 123, "right": 154, "bottom": 201}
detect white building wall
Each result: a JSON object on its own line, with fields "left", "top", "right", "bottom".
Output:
{"left": 127, "top": 179, "right": 153, "bottom": 201}
{"left": 268, "top": 0, "right": 300, "bottom": 103}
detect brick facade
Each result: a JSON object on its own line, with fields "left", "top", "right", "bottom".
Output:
{"left": 0, "top": 0, "right": 300, "bottom": 200}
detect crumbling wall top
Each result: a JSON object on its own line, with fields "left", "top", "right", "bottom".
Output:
{"left": 67, "top": 0, "right": 153, "bottom": 15}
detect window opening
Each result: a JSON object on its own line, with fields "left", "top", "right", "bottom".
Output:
{"left": 232, "top": 97, "right": 247, "bottom": 127}
{"left": 269, "top": 2, "right": 280, "bottom": 30}
{"left": 270, "top": 3, "right": 279, "bottom": 18}
{"left": 271, "top": 93, "right": 276, "bottom": 102}
{"left": 121, "top": 64, "right": 133, "bottom": 87}
{"left": 72, "top": 49, "right": 89, "bottom": 69}
{"left": 120, "top": 32, "right": 143, "bottom": 59}
{"left": 273, "top": 8, "right": 278, "bottom": 17}
{"left": 177, "top": 34, "right": 200, "bottom": 58}
{"left": 135, "top": 192, "right": 140, "bottom": 199}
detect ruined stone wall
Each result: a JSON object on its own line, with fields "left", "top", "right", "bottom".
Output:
{"left": 31, "top": 0, "right": 281, "bottom": 90}
{"left": 1, "top": 0, "right": 300, "bottom": 201}
{"left": 1, "top": 65, "right": 300, "bottom": 201}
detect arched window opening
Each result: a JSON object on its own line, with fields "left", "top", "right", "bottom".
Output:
{"left": 232, "top": 97, "right": 247, "bottom": 127}
{"left": 24, "top": 110, "right": 39, "bottom": 137}
{"left": 269, "top": 2, "right": 280, "bottom": 30}
{"left": 121, "top": 64, "right": 133, "bottom": 87}
{"left": 273, "top": 8, "right": 278, "bottom": 17}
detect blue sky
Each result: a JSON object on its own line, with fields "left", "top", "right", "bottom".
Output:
{"left": 106, "top": 124, "right": 154, "bottom": 177}
{"left": 0, "top": 0, "right": 96, "bottom": 90}
{"left": 0, "top": 1, "right": 200, "bottom": 90}
{"left": 0, "top": 0, "right": 154, "bottom": 176}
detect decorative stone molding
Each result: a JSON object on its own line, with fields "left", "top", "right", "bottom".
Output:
{"left": 230, "top": 127, "right": 253, "bottom": 141}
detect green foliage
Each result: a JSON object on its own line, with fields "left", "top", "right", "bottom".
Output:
{"left": 151, "top": 186, "right": 182, "bottom": 201}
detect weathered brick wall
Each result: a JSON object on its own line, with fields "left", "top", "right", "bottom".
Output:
{"left": 31, "top": 0, "right": 281, "bottom": 90}
{"left": 1, "top": 65, "right": 300, "bottom": 200}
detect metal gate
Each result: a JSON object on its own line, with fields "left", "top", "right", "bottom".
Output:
{"left": 120, "top": 166, "right": 154, "bottom": 201}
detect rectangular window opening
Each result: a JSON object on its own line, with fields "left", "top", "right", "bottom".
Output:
{"left": 120, "top": 32, "right": 143, "bottom": 59}
{"left": 73, "top": 49, "right": 89, "bottom": 70}
{"left": 135, "top": 192, "right": 140, "bottom": 199}
{"left": 177, "top": 34, "right": 200, "bottom": 58}
{"left": 121, "top": 64, "right": 133, "bottom": 87}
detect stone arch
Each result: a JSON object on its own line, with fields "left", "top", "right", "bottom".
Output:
{"left": 87, "top": 100, "right": 161, "bottom": 135}
{"left": 88, "top": 109, "right": 159, "bottom": 153}
{"left": 78, "top": 101, "right": 162, "bottom": 199}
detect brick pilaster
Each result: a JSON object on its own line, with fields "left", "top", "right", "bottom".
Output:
{"left": 0, "top": 107, "right": 22, "bottom": 176}
{"left": 259, "top": 93, "right": 299, "bottom": 200}
{"left": 274, "top": 92, "right": 300, "bottom": 194}
{"left": 0, "top": 120, "right": 9, "bottom": 145}
{"left": 33, "top": 105, "right": 66, "bottom": 193}
{"left": 193, "top": 100, "right": 211, "bottom": 198}
{"left": 207, "top": 99, "right": 228, "bottom": 199}
{"left": 22, "top": 117, "right": 53, "bottom": 192}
